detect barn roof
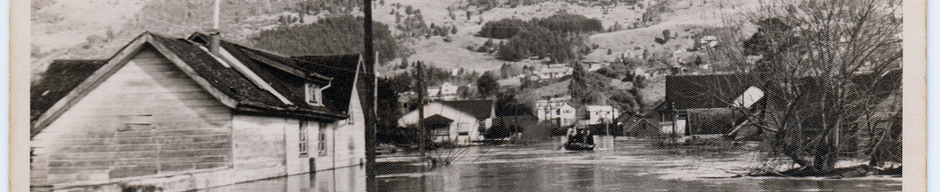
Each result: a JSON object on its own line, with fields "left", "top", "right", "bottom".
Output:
{"left": 664, "top": 74, "right": 758, "bottom": 110}
{"left": 32, "top": 32, "right": 364, "bottom": 137}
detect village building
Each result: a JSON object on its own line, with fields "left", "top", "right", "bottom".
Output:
{"left": 534, "top": 64, "right": 573, "bottom": 80}
{"left": 656, "top": 74, "right": 762, "bottom": 137}
{"left": 29, "top": 32, "right": 367, "bottom": 191}
{"left": 615, "top": 111, "right": 660, "bottom": 138}
{"left": 398, "top": 100, "right": 495, "bottom": 145}
{"left": 585, "top": 105, "right": 619, "bottom": 125}
{"left": 535, "top": 95, "right": 577, "bottom": 127}
{"left": 427, "top": 87, "right": 441, "bottom": 99}
{"left": 439, "top": 82, "right": 459, "bottom": 100}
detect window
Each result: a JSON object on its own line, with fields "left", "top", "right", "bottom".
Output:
{"left": 305, "top": 83, "right": 322, "bottom": 105}
{"left": 299, "top": 121, "right": 308, "bottom": 155}
{"left": 318, "top": 122, "right": 328, "bottom": 156}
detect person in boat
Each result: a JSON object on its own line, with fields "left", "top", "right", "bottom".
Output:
{"left": 571, "top": 129, "right": 584, "bottom": 143}
{"left": 581, "top": 129, "right": 594, "bottom": 146}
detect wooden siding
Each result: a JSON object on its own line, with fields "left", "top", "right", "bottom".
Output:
{"left": 231, "top": 115, "right": 288, "bottom": 181}
{"left": 31, "top": 46, "right": 233, "bottom": 186}
{"left": 332, "top": 88, "right": 366, "bottom": 168}
{"left": 399, "top": 102, "right": 482, "bottom": 145}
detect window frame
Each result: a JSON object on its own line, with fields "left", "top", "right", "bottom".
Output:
{"left": 305, "top": 83, "right": 323, "bottom": 106}
{"left": 299, "top": 121, "right": 308, "bottom": 156}
{"left": 318, "top": 122, "right": 328, "bottom": 157}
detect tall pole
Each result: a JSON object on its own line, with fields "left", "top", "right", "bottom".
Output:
{"left": 363, "top": 0, "right": 376, "bottom": 191}
{"left": 417, "top": 61, "right": 426, "bottom": 157}
{"left": 213, "top": 0, "right": 220, "bottom": 30}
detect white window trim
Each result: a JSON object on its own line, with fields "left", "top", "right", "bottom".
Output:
{"left": 305, "top": 83, "right": 323, "bottom": 106}
{"left": 299, "top": 121, "right": 308, "bottom": 156}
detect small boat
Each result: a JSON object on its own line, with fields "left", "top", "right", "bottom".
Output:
{"left": 564, "top": 127, "right": 594, "bottom": 150}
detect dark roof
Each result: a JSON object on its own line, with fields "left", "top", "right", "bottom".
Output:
{"left": 664, "top": 74, "right": 757, "bottom": 110}
{"left": 292, "top": 54, "right": 363, "bottom": 113}
{"left": 34, "top": 32, "right": 359, "bottom": 125}
{"left": 440, "top": 100, "right": 494, "bottom": 119}
{"left": 421, "top": 114, "right": 454, "bottom": 125}
{"left": 148, "top": 33, "right": 287, "bottom": 107}
{"left": 30, "top": 60, "right": 106, "bottom": 121}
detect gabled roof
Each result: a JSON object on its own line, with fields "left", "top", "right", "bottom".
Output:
{"left": 30, "top": 60, "right": 106, "bottom": 121}
{"left": 32, "top": 32, "right": 362, "bottom": 137}
{"left": 421, "top": 114, "right": 454, "bottom": 125}
{"left": 664, "top": 74, "right": 758, "bottom": 110}
{"left": 292, "top": 54, "right": 363, "bottom": 113}
{"left": 439, "top": 100, "right": 494, "bottom": 119}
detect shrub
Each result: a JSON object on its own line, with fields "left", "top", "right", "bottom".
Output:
{"left": 654, "top": 37, "right": 667, "bottom": 44}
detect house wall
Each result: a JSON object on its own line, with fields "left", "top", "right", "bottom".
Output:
{"left": 31, "top": 47, "right": 234, "bottom": 187}
{"left": 398, "top": 103, "right": 481, "bottom": 145}
{"left": 658, "top": 111, "right": 686, "bottom": 136}
{"left": 537, "top": 104, "right": 576, "bottom": 126}
{"left": 327, "top": 88, "right": 366, "bottom": 169}
{"left": 230, "top": 114, "right": 290, "bottom": 182}
{"left": 586, "top": 106, "right": 618, "bottom": 125}
{"left": 310, "top": 87, "right": 365, "bottom": 172}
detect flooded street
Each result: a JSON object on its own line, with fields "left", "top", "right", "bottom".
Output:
{"left": 203, "top": 139, "right": 901, "bottom": 191}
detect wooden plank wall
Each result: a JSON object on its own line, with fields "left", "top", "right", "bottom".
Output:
{"left": 330, "top": 88, "right": 366, "bottom": 168}
{"left": 231, "top": 114, "right": 287, "bottom": 181}
{"left": 31, "top": 46, "right": 233, "bottom": 186}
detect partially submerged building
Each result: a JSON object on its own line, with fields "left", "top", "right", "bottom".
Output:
{"left": 656, "top": 74, "right": 763, "bottom": 137}
{"left": 534, "top": 95, "right": 577, "bottom": 127}
{"left": 398, "top": 100, "right": 495, "bottom": 145}
{"left": 30, "top": 32, "right": 367, "bottom": 191}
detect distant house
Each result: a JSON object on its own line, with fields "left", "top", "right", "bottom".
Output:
{"left": 439, "top": 82, "right": 459, "bottom": 100}
{"left": 615, "top": 111, "right": 660, "bottom": 138}
{"left": 585, "top": 105, "right": 618, "bottom": 125}
{"left": 398, "top": 100, "right": 495, "bottom": 145}
{"left": 492, "top": 114, "right": 542, "bottom": 141}
{"left": 29, "top": 32, "right": 367, "bottom": 191}
{"left": 656, "top": 74, "right": 762, "bottom": 137}
{"left": 427, "top": 87, "right": 441, "bottom": 99}
{"left": 535, "top": 64, "right": 573, "bottom": 80}
{"left": 535, "top": 95, "right": 577, "bottom": 126}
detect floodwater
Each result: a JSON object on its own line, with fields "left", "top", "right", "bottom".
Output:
{"left": 202, "top": 139, "right": 901, "bottom": 191}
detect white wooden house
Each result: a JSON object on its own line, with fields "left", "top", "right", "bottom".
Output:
{"left": 29, "top": 32, "right": 367, "bottom": 191}
{"left": 398, "top": 100, "right": 494, "bottom": 145}
{"left": 535, "top": 95, "right": 577, "bottom": 126}
{"left": 585, "top": 105, "right": 618, "bottom": 125}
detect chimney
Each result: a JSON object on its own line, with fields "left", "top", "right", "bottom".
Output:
{"left": 208, "top": 30, "right": 221, "bottom": 56}
{"left": 208, "top": 0, "right": 221, "bottom": 55}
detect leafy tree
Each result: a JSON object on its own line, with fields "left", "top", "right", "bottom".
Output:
{"left": 477, "top": 72, "right": 499, "bottom": 98}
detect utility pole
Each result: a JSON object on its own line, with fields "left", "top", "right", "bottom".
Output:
{"left": 417, "top": 61, "right": 426, "bottom": 157}
{"left": 363, "top": 0, "right": 376, "bottom": 191}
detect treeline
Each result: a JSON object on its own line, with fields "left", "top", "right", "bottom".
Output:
{"left": 252, "top": 16, "right": 400, "bottom": 64}
{"left": 477, "top": 14, "right": 602, "bottom": 63}
{"left": 477, "top": 14, "right": 603, "bottom": 39}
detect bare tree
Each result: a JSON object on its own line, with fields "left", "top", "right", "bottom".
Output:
{"left": 699, "top": 0, "right": 902, "bottom": 174}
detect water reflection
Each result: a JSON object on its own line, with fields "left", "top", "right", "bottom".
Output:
{"left": 200, "top": 165, "right": 367, "bottom": 192}
{"left": 203, "top": 140, "right": 901, "bottom": 191}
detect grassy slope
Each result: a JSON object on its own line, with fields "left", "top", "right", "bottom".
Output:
{"left": 30, "top": 0, "right": 347, "bottom": 83}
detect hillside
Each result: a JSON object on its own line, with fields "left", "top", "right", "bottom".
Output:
{"left": 30, "top": 0, "right": 361, "bottom": 83}
{"left": 32, "top": 0, "right": 762, "bottom": 114}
